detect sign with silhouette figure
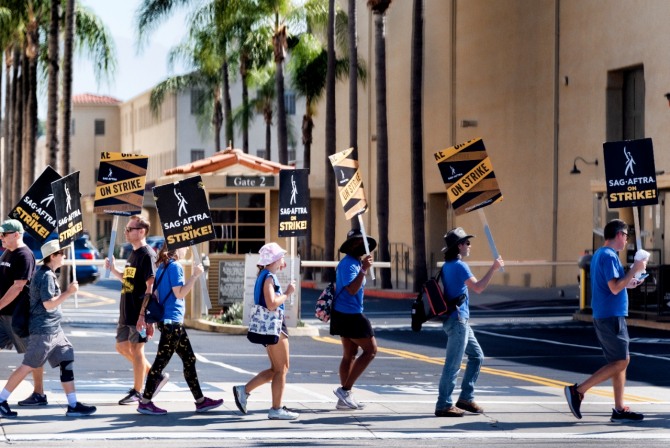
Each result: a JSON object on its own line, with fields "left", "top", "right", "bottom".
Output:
{"left": 10, "top": 166, "right": 61, "bottom": 243}
{"left": 278, "top": 169, "right": 310, "bottom": 237}
{"left": 434, "top": 138, "right": 503, "bottom": 216}
{"left": 94, "top": 152, "right": 149, "bottom": 215}
{"left": 603, "top": 138, "right": 658, "bottom": 208}
{"left": 153, "top": 175, "right": 215, "bottom": 250}
{"left": 328, "top": 147, "right": 368, "bottom": 220}
{"left": 51, "top": 172, "right": 84, "bottom": 247}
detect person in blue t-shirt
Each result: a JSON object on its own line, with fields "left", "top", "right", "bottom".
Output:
{"left": 136, "top": 245, "right": 223, "bottom": 416}
{"left": 330, "top": 229, "right": 376, "bottom": 410}
{"left": 564, "top": 219, "right": 647, "bottom": 423}
{"left": 435, "top": 227, "right": 503, "bottom": 418}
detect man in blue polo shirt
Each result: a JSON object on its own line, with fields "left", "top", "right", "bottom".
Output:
{"left": 564, "top": 219, "right": 647, "bottom": 423}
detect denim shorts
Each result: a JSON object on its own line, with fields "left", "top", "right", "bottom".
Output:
{"left": 593, "top": 316, "right": 629, "bottom": 363}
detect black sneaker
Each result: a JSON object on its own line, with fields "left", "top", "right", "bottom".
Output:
{"left": 118, "top": 388, "right": 141, "bottom": 405}
{"left": 18, "top": 392, "right": 48, "bottom": 406}
{"left": 0, "top": 401, "right": 18, "bottom": 418}
{"left": 564, "top": 383, "right": 583, "bottom": 419}
{"left": 66, "top": 402, "right": 97, "bottom": 417}
{"left": 610, "top": 407, "right": 644, "bottom": 423}
{"left": 152, "top": 373, "right": 170, "bottom": 398}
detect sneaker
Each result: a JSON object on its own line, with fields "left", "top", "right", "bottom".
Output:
{"left": 18, "top": 392, "right": 48, "bottom": 406}
{"left": 564, "top": 383, "right": 583, "bottom": 419}
{"left": 268, "top": 406, "right": 299, "bottom": 420}
{"left": 333, "top": 387, "right": 357, "bottom": 410}
{"left": 118, "top": 388, "right": 141, "bottom": 405}
{"left": 0, "top": 400, "right": 17, "bottom": 418}
{"left": 66, "top": 402, "right": 97, "bottom": 417}
{"left": 137, "top": 401, "right": 167, "bottom": 416}
{"left": 195, "top": 397, "right": 223, "bottom": 413}
{"left": 233, "top": 385, "right": 248, "bottom": 414}
{"left": 336, "top": 398, "right": 366, "bottom": 410}
{"left": 610, "top": 406, "right": 644, "bottom": 423}
{"left": 456, "top": 399, "right": 484, "bottom": 414}
{"left": 435, "top": 405, "right": 465, "bottom": 417}
{"left": 152, "top": 373, "right": 170, "bottom": 398}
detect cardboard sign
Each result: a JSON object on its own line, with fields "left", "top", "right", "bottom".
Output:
{"left": 434, "top": 138, "right": 503, "bottom": 215}
{"left": 328, "top": 147, "right": 368, "bottom": 220}
{"left": 278, "top": 169, "right": 310, "bottom": 237}
{"left": 10, "top": 166, "right": 61, "bottom": 243}
{"left": 94, "top": 152, "right": 148, "bottom": 215}
{"left": 603, "top": 138, "right": 658, "bottom": 208}
{"left": 51, "top": 172, "right": 84, "bottom": 246}
{"left": 153, "top": 175, "right": 215, "bottom": 250}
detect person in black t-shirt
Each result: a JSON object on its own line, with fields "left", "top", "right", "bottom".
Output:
{"left": 105, "top": 215, "right": 163, "bottom": 405}
{"left": 0, "top": 219, "right": 46, "bottom": 407}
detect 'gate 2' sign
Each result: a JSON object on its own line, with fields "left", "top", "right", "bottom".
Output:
{"left": 603, "top": 138, "right": 658, "bottom": 208}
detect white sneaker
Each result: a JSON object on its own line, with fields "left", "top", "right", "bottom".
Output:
{"left": 233, "top": 385, "right": 248, "bottom": 414}
{"left": 333, "top": 387, "right": 357, "bottom": 409}
{"left": 336, "top": 398, "right": 366, "bottom": 410}
{"left": 268, "top": 406, "right": 298, "bottom": 420}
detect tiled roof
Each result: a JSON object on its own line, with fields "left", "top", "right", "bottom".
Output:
{"left": 72, "top": 93, "right": 121, "bottom": 105}
{"left": 164, "top": 147, "right": 293, "bottom": 175}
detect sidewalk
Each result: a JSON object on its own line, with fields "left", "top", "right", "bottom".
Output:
{"left": 2, "top": 381, "right": 669, "bottom": 444}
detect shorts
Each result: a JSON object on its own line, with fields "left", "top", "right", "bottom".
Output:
{"left": 330, "top": 309, "right": 374, "bottom": 339}
{"left": 116, "top": 324, "right": 147, "bottom": 344}
{"left": 0, "top": 315, "right": 28, "bottom": 353}
{"left": 23, "top": 331, "right": 74, "bottom": 369}
{"left": 594, "top": 316, "right": 629, "bottom": 363}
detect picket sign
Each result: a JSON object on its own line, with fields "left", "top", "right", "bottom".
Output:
{"left": 478, "top": 209, "right": 503, "bottom": 272}
{"left": 105, "top": 215, "right": 119, "bottom": 279}
{"left": 192, "top": 245, "right": 211, "bottom": 310}
{"left": 358, "top": 215, "right": 376, "bottom": 280}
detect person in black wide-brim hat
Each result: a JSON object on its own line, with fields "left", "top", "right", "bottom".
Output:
{"left": 329, "top": 229, "right": 377, "bottom": 411}
{"left": 434, "top": 227, "right": 504, "bottom": 418}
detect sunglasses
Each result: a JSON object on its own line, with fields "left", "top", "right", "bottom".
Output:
{"left": 53, "top": 251, "right": 65, "bottom": 257}
{"left": 0, "top": 231, "right": 17, "bottom": 237}
{"left": 125, "top": 227, "right": 144, "bottom": 232}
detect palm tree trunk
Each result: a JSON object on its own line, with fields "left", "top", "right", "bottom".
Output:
{"left": 6, "top": 48, "right": 18, "bottom": 213}
{"left": 274, "top": 19, "right": 288, "bottom": 165}
{"left": 47, "top": 0, "right": 60, "bottom": 167}
{"left": 26, "top": 43, "right": 38, "bottom": 188}
{"left": 373, "top": 12, "right": 392, "bottom": 289}
{"left": 410, "top": 0, "right": 427, "bottom": 292}
{"left": 0, "top": 50, "right": 4, "bottom": 218}
{"left": 213, "top": 89, "right": 223, "bottom": 152}
{"left": 264, "top": 108, "right": 272, "bottom": 161}
{"left": 13, "top": 55, "right": 24, "bottom": 207}
{"left": 61, "top": 0, "right": 75, "bottom": 174}
{"left": 223, "top": 59, "right": 233, "bottom": 149}
{"left": 241, "top": 54, "right": 250, "bottom": 154}
{"left": 302, "top": 111, "right": 314, "bottom": 280}
{"left": 323, "top": 0, "right": 337, "bottom": 282}
{"left": 348, "top": 0, "right": 361, "bottom": 233}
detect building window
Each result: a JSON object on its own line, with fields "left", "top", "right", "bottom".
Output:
{"left": 208, "top": 192, "right": 267, "bottom": 255}
{"left": 191, "top": 89, "right": 206, "bottom": 115}
{"left": 191, "top": 149, "right": 205, "bottom": 162}
{"left": 256, "top": 149, "right": 266, "bottom": 159}
{"left": 94, "top": 119, "right": 105, "bottom": 136}
{"left": 284, "top": 90, "right": 296, "bottom": 115}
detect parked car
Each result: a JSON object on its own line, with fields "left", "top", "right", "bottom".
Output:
{"left": 118, "top": 235, "right": 165, "bottom": 259}
{"left": 22, "top": 232, "right": 101, "bottom": 285}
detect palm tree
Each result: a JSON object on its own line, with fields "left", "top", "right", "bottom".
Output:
{"left": 46, "top": 0, "right": 59, "bottom": 168}
{"left": 60, "top": 0, "right": 74, "bottom": 174}
{"left": 248, "top": 66, "right": 276, "bottom": 160}
{"left": 410, "top": 0, "right": 427, "bottom": 291}
{"left": 367, "top": 0, "right": 393, "bottom": 289}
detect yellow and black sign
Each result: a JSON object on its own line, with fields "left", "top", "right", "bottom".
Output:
{"left": 329, "top": 147, "right": 368, "bottom": 220}
{"left": 94, "top": 152, "right": 149, "bottom": 216}
{"left": 434, "top": 138, "right": 503, "bottom": 215}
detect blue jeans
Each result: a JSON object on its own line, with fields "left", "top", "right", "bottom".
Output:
{"left": 435, "top": 317, "right": 484, "bottom": 410}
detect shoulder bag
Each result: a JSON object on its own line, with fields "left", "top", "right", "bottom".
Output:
{"left": 247, "top": 271, "right": 284, "bottom": 345}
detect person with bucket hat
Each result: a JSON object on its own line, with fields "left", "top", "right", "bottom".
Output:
{"left": 330, "top": 229, "right": 376, "bottom": 410}
{"left": 0, "top": 219, "right": 46, "bottom": 407}
{"left": 0, "top": 240, "right": 96, "bottom": 418}
{"left": 435, "top": 227, "right": 503, "bottom": 417}
{"left": 233, "top": 242, "right": 298, "bottom": 420}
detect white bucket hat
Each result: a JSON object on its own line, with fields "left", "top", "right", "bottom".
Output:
{"left": 257, "top": 242, "right": 287, "bottom": 266}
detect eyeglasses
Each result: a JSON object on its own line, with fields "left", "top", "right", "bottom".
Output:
{"left": 620, "top": 231, "right": 629, "bottom": 239}
{"left": 125, "top": 227, "right": 144, "bottom": 232}
{"left": 0, "top": 231, "right": 17, "bottom": 237}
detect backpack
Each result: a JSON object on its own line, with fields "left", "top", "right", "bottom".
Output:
{"left": 315, "top": 282, "right": 338, "bottom": 323}
{"left": 411, "top": 270, "right": 466, "bottom": 332}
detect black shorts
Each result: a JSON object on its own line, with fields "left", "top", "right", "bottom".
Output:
{"left": 330, "top": 309, "right": 374, "bottom": 339}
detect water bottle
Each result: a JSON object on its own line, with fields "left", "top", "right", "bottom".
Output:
{"left": 139, "top": 326, "right": 147, "bottom": 338}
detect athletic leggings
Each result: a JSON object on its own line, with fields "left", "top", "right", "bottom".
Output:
{"left": 143, "top": 322, "right": 203, "bottom": 401}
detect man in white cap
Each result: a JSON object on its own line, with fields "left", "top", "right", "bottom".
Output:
{"left": 0, "top": 219, "right": 46, "bottom": 407}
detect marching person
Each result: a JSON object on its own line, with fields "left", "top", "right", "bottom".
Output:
{"left": 565, "top": 219, "right": 646, "bottom": 423}
{"left": 105, "top": 215, "right": 167, "bottom": 405}
{"left": 435, "top": 227, "right": 503, "bottom": 417}
{"left": 136, "top": 245, "right": 223, "bottom": 415}
{"left": 0, "top": 219, "right": 45, "bottom": 407}
{"left": 0, "top": 241, "right": 95, "bottom": 418}
{"left": 233, "top": 243, "right": 297, "bottom": 420}
{"left": 330, "top": 229, "right": 376, "bottom": 410}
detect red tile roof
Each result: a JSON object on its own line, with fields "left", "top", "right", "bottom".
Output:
{"left": 72, "top": 93, "right": 121, "bottom": 105}
{"left": 164, "top": 147, "right": 294, "bottom": 175}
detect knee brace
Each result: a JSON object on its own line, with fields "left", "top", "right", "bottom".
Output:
{"left": 60, "top": 361, "right": 74, "bottom": 383}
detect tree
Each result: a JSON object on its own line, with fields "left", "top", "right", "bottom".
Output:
{"left": 410, "top": 0, "right": 427, "bottom": 291}
{"left": 367, "top": 0, "right": 393, "bottom": 289}
{"left": 46, "top": 0, "right": 59, "bottom": 168}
